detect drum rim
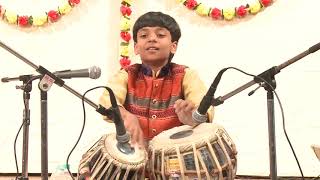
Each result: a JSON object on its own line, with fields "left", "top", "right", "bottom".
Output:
{"left": 100, "top": 133, "right": 148, "bottom": 169}
{"left": 149, "top": 123, "right": 224, "bottom": 154}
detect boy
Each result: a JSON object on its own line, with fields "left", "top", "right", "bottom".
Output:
{"left": 78, "top": 11, "right": 214, "bottom": 180}
{"left": 100, "top": 11, "right": 214, "bottom": 147}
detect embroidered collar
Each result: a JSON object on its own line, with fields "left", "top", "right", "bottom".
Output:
{"left": 141, "top": 63, "right": 171, "bottom": 78}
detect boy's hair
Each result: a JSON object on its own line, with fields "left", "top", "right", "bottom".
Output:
{"left": 132, "top": 11, "right": 181, "bottom": 43}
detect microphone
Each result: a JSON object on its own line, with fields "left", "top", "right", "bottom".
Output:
{"left": 96, "top": 87, "right": 133, "bottom": 155}
{"left": 192, "top": 68, "right": 228, "bottom": 123}
{"left": 1, "top": 66, "right": 101, "bottom": 83}
{"left": 53, "top": 66, "right": 101, "bottom": 79}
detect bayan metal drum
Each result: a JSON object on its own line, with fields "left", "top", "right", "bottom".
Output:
{"left": 148, "top": 123, "right": 237, "bottom": 180}
{"left": 78, "top": 133, "right": 148, "bottom": 180}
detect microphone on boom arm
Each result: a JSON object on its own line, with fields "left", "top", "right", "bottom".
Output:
{"left": 1, "top": 66, "right": 102, "bottom": 83}
{"left": 53, "top": 66, "right": 101, "bottom": 79}
{"left": 192, "top": 68, "right": 228, "bottom": 123}
{"left": 96, "top": 87, "right": 134, "bottom": 155}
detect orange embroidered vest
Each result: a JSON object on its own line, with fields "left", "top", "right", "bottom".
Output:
{"left": 124, "top": 63, "right": 186, "bottom": 140}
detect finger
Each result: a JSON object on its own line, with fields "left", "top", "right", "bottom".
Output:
{"left": 131, "top": 128, "right": 139, "bottom": 145}
{"left": 174, "top": 99, "right": 185, "bottom": 113}
{"left": 174, "top": 99, "right": 183, "bottom": 109}
{"left": 131, "top": 128, "right": 143, "bottom": 148}
{"left": 137, "top": 130, "right": 145, "bottom": 148}
{"left": 178, "top": 100, "right": 190, "bottom": 111}
{"left": 126, "top": 126, "right": 136, "bottom": 145}
{"left": 178, "top": 100, "right": 195, "bottom": 112}
{"left": 183, "top": 102, "right": 195, "bottom": 112}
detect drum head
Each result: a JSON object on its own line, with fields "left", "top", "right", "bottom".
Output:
{"left": 149, "top": 123, "right": 221, "bottom": 153}
{"left": 103, "top": 133, "right": 147, "bottom": 165}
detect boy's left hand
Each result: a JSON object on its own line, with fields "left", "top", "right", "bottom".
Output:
{"left": 174, "top": 99, "right": 198, "bottom": 126}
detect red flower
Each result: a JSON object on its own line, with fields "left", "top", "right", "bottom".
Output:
{"left": 18, "top": 16, "right": 30, "bottom": 27}
{"left": 125, "top": 7, "right": 132, "bottom": 16}
{"left": 120, "top": 57, "right": 131, "bottom": 68}
{"left": 120, "top": 31, "right": 131, "bottom": 42}
{"left": 210, "top": 8, "right": 221, "bottom": 19}
{"left": 48, "top": 10, "right": 60, "bottom": 22}
{"left": 236, "top": 5, "right": 247, "bottom": 17}
{"left": 69, "top": 0, "right": 80, "bottom": 6}
{"left": 185, "top": 0, "right": 197, "bottom": 10}
{"left": 260, "top": 0, "right": 272, "bottom": 7}
{"left": 120, "top": 5, "right": 132, "bottom": 16}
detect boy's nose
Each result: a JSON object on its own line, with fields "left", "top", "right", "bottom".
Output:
{"left": 147, "top": 33, "right": 157, "bottom": 42}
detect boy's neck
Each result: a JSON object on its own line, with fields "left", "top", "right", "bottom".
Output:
{"left": 143, "top": 59, "right": 168, "bottom": 69}
{"left": 142, "top": 61, "right": 170, "bottom": 78}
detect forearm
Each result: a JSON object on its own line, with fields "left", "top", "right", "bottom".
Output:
{"left": 183, "top": 68, "right": 214, "bottom": 123}
{"left": 119, "top": 106, "right": 129, "bottom": 119}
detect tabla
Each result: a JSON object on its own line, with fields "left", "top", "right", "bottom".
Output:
{"left": 148, "top": 123, "right": 237, "bottom": 180}
{"left": 78, "top": 133, "right": 148, "bottom": 180}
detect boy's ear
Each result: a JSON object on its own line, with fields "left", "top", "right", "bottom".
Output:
{"left": 134, "top": 42, "right": 140, "bottom": 55}
{"left": 170, "top": 41, "right": 178, "bottom": 54}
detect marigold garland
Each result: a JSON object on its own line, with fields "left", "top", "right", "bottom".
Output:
{"left": 177, "top": 0, "right": 273, "bottom": 21}
{"left": 119, "top": 0, "right": 132, "bottom": 68}
{"left": 118, "top": 0, "right": 274, "bottom": 68}
{"left": 0, "top": 0, "right": 80, "bottom": 27}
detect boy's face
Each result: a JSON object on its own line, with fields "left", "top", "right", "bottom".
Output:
{"left": 134, "top": 26, "right": 177, "bottom": 67}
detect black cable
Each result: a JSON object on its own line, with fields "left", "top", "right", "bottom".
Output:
{"left": 13, "top": 121, "right": 24, "bottom": 180}
{"left": 213, "top": 66, "right": 305, "bottom": 179}
{"left": 65, "top": 86, "right": 109, "bottom": 180}
{"left": 230, "top": 67, "right": 304, "bottom": 180}
{"left": 275, "top": 88, "right": 305, "bottom": 179}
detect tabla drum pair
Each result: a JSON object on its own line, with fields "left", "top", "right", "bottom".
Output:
{"left": 78, "top": 123, "right": 237, "bottom": 180}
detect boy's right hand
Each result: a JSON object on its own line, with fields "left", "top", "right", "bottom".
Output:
{"left": 119, "top": 107, "right": 145, "bottom": 148}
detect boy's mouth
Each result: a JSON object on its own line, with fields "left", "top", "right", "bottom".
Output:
{"left": 146, "top": 47, "right": 159, "bottom": 51}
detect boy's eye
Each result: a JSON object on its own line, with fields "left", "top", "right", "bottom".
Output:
{"left": 139, "top": 34, "right": 147, "bottom": 38}
{"left": 157, "top": 34, "right": 166, "bottom": 38}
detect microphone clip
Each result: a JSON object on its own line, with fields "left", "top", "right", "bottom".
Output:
{"left": 254, "top": 66, "right": 277, "bottom": 92}
{"left": 37, "top": 66, "right": 65, "bottom": 87}
{"left": 96, "top": 105, "right": 114, "bottom": 119}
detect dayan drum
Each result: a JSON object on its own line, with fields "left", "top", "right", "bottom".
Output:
{"left": 148, "top": 123, "right": 237, "bottom": 180}
{"left": 78, "top": 133, "right": 148, "bottom": 180}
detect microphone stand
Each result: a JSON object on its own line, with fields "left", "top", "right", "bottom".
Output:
{"left": 15, "top": 75, "right": 34, "bottom": 180}
{"left": 2, "top": 75, "right": 40, "bottom": 180}
{"left": 20, "top": 75, "right": 33, "bottom": 180}
{"left": 0, "top": 40, "right": 132, "bottom": 180}
{"left": 39, "top": 86, "right": 48, "bottom": 180}
{"left": 211, "top": 42, "right": 320, "bottom": 180}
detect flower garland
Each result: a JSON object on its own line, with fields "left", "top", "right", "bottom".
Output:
{"left": 0, "top": 0, "right": 80, "bottom": 27}
{"left": 117, "top": 0, "right": 273, "bottom": 68}
{"left": 177, "top": 0, "right": 273, "bottom": 21}
{"left": 119, "top": 0, "right": 132, "bottom": 68}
